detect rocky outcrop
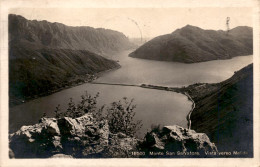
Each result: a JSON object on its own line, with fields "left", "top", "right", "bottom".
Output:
{"left": 140, "top": 125, "right": 217, "bottom": 157}
{"left": 10, "top": 116, "right": 217, "bottom": 158}
{"left": 9, "top": 117, "right": 62, "bottom": 158}
{"left": 9, "top": 114, "right": 139, "bottom": 158}
{"left": 129, "top": 25, "right": 252, "bottom": 63}
{"left": 57, "top": 115, "right": 109, "bottom": 157}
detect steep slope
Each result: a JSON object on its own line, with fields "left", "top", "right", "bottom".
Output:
{"left": 9, "top": 47, "right": 120, "bottom": 106}
{"left": 129, "top": 25, "right": 253, "bottom": 63}
{"left": 182, "top": 64, "right": 253, "bottom": 157}
{"left": 9, "top": 14, "right": 134, "bottom": 58}
{"left": 9, "top": 14, "right": 130, "bottom": 106}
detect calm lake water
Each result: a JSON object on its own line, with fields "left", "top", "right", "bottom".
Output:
{"left": 9, "top": 50, "right": 253, "bottom": 138}
{"left": 97, "top": 50, "right": 253, "bottom": 87}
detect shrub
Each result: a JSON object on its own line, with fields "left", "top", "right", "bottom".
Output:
{"left": 53, "top": 92, "right": 142, "bottom": 136}
{"left": 54, "top": 91, "right": 100, "bottom": 119}
{"left": 106, "top": 97, "right": 143, "bottom": 136}
{"left": 150, "top": 124, "right": 162, "bottom": 134}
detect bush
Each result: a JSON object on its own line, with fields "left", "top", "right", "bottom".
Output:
{"left": 53, "top": 92, "right": 142, "bottom": 136}
{"left": 54, "top": 91, "right": 100, "bottom": 119}
{"left": 106, "top": 97, "right": 143, "bottom": 136}
{"left": 150, "top": 124, "right": 162, "bottom": 134}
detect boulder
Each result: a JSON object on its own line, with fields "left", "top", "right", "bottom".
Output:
{"left": 9, "top": 114, "right": 111, "bottom": 158}
{"left": 9, "top": 114, "right": 110, "bottom": 158}
{"left": 9, "top": 117, "right": 62, "bottom": 158}
{"left": 141, "top": 125, "right": 218, "bottom": 157}
{"left": 57, "top": 114, "right": 109, "bottom": 157}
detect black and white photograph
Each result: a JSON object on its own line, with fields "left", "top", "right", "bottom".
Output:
{"left": 0, "top": 0, "right": 260, "bottom": 166}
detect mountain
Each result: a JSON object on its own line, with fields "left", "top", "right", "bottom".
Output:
{"left": 9, "top": 47, "right": 119, "bottom": 102}
{"left": 182, "top": 64, "right": 253, "bottom": 157}
{"left": 9, "top": 14, "right": 135, "bottom": 106}
{"left": 9, "top": 14, "right": 135, "bottom": 58}
{"left": 129, "top": 25, "right": 253, "bottom": 63}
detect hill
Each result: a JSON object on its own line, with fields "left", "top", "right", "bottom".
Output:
{"left": 182, "top": 64, "right": 253, "bottom": 157}
{"left": 9, "top": 47, "right": 119, "bottom": 104}
{"left": 129, "top": 25, "right": 253, "bottom": 63}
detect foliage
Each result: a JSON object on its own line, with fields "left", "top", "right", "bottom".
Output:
{"left": 150, "top": 124, "right": 162, "bottom": 134}
{"left": 54, "top": 91, "right": 100, "bottom": 119}
{"left": 54, "top": 92, "right": 142, "bottom": 136}
{"left": 105, "top": 97, "right": 143, "bottom": 136}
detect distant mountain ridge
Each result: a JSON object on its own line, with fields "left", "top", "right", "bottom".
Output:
{"left": 9, "top": 14, "right": 135, "bottom": 58}
{"left": 129, "top": 25, "right": 253, "bottom": 63}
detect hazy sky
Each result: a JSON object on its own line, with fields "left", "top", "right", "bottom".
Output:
{"left": 10, "top": 8, "right": 252, "bottom": 38}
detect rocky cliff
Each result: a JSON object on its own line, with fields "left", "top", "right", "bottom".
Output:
{"left": 181, "top": 64, "right": 253, "bottom": 157}
{"left": 9, "top": 114, "right": 217, "bottom": 158}
{"left": 129, "top": 25, "right": 252, "bottom": 63}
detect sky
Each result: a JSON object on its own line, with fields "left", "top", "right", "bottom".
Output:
{"left": 10, "top": 7, "right": 252, "bottom": 38}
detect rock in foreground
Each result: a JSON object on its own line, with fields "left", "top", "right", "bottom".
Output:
{"left": 9, "top": 114, "right": 139, "bottom": 158}
{"left": 9, "top": 117, "right": 62, "bottom": 158}
{"left": 9, "top": 114, "right": 217, "bottom": 158}
{"left": 140, "top": 125, "right": 218, "bottom": 157}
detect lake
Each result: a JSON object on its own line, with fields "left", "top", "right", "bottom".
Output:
{"left": 9, "top": 50, "right": 253, "bottom": 138}
{"left": 97, "top": 50, "right": 253, "bottom": 87}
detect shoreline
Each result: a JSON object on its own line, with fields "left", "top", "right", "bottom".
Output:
{"left": 129, "top": 54, "right": 252, "bottom": 64}
{"left": 184, "top": 92, "right": 195, "bottom": 129}
{"left": 10, "top": 74, "right": 198, "bottom": 132}
{"left": 139, "top": 84, "right": 196, "bottom": 129}
{"left": 90, "top": 82, "right": 196, "bottom": 130}
{"left": 9, "top": 66, "right": 121, "bottom": 108}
